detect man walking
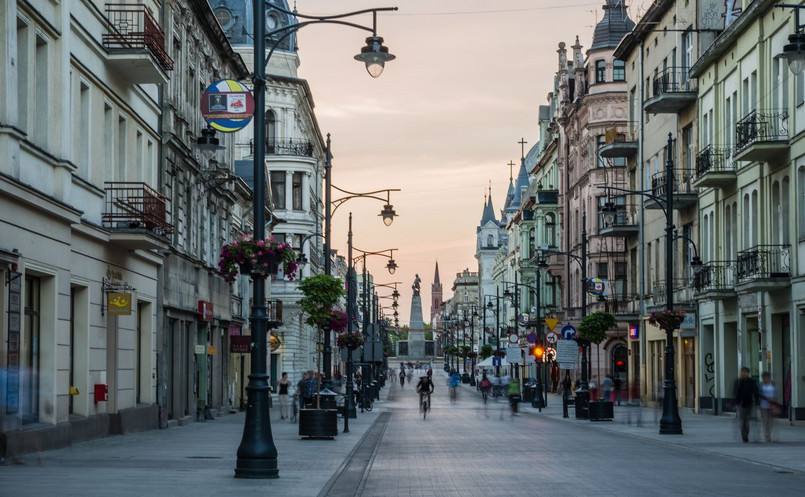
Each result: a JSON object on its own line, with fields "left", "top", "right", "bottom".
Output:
{"left": 734, "top": 367, "right": 759, "bottom": 443}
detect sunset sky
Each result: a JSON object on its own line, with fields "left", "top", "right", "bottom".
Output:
{"left": 293, "top": 0, "right": 649, "bottom": 325}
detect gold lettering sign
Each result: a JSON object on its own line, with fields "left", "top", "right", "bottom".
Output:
{"left": 107, "top": 292, "right": 132, "bottom": 315}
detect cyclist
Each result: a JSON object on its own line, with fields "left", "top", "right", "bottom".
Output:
{"left": 416, "top": 375, "right": 434, "bottom": 412}
{"left": 479, "top": 374, "right": 491, "bottom": 403}
{"left": 508, "top": 377, "right": 521, "bottom": 414}
{"left": 448, "top": 369, "right": 461, "bottom": 401}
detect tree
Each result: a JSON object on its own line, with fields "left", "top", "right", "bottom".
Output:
{"left": 578, "top": 311, "right": 617, "bottom": 398}
{"left": 479, "top": 344, "right": 494, "bottom": 360}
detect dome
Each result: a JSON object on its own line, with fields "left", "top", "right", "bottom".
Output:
{"left": 590, "top": 0, "right": 635, "bottom": 51}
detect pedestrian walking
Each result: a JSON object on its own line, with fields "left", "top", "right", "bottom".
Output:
{"left": 508, "top": 378, "right": 521, "bottom": 414}
{"left": 758, "top": 372, "right": 778, "bottom": 442}
{"left": 614, "top": 376, "right": 623, "bottom": 405}
{"left": 277, "top": 372, "right": 290, "bottom": 420}
{"left": 602, "top": 375, "right": 613, "bottom": 403}
{"left": 734, "top": 367, "right": 760, "bottom": 443}
{"left": 399, "top": 368, "right": 406, "bottom": 388}
{"left": 562, "top": 372, "right": 572, "bottom": 399}
{"left": 589, "top": 375, "right": 598, "bottom": 401}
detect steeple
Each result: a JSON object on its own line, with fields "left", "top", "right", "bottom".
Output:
{"left": 503, "top": 160, "right": 516, "bottom": 212}
{"left": 510, "top": 138, "right": 531, "bottom": 210}
{"left": 480, "top": 183, "right": 497, "bottom": 225}
{"left": 430, "top": 260, "right": 443, "bottom": 325}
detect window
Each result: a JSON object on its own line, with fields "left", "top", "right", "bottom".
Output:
{"left": 17, "top": 16, "right": 30, "bottom": 133}
{"left": 613, "top": 60, "right": 625, "bottom": 81}
{"left": 486, "top": 234, "right": 494, "bottom": 248}
{"left": 596, "top": 60, "right": 606, "bottom": 83}
{"left": 270, "top": 171, "right": 286, "bottom": 209}
{"left": 799, "top": 167, "right": 805, "bottom": 237}
{"left": 797, "top": 72, "right": 805, "bottom": 106}
{"left": 597, "top": 262, "right": 608, "bottom": 279}
{"left": 265, "top": 110, "right": 277, "bottom": 152}
{"left": 682, "top": 31, "right": 693, "bottom": 85}
{"left": 78, "top": 81, "right": 90, "bottom": 179}
{"left": 292, "top": 172, "right": 303, "bottom": 210}
{"left": 23, "top": 276, "right": 40, "bottom": 424}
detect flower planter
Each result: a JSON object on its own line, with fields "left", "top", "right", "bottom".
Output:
{"left": 298, "top": 409, "right": 338, "bottom": 439}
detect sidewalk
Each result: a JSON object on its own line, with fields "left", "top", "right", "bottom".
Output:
{"left": 455, "top": 374, "right": 805, "bottom": 474}
{"left": 0, "top": 385, "right": 393, "bottom": 497}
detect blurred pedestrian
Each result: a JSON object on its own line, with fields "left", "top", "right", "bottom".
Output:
{"left": 399, "top": 368, "right": 406, "bottom": 388}
{"left": 759, "top": 372, "right": 778, "bottom": 443}
{"left": 602, "top": 375, "right": 613, "bottom": 403}
{"left": 277, "top": 372, "right": 290, "bottom": 420}
{"left": 734, "top": 367, "right": 760, "bottom": 443}
{"left": 614, "top": 376, "right": 623, "bottom": 405}
{"left": 562, "top": 372, "right": 572, "bottom": 399}
{"left": 589, "top": 375, "right": 598, "bottom": 401}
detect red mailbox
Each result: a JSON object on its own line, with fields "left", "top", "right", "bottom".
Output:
{"left": 94, "top": 384, "right": 108, "bottom": 403}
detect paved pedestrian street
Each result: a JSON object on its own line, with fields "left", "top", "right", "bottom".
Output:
{"left": 3, "top": 370, "right": 805, "bottom": 497}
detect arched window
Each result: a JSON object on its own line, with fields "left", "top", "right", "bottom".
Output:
{"left": 596, "top": 60, "right": 607, "bottom": 83}
{"left": 265, "top": 110, "right": 277, "bottom": 153}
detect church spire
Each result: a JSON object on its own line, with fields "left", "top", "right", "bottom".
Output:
{"left": 480, "top": 183, "right": 497, "bottom": 225}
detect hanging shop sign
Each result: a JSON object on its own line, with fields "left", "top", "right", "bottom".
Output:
{"left": 200, "top": 80, "right": 255, "bottom": 132}
{"left": 107, "top": 292, "right": 132, "bottom": 315}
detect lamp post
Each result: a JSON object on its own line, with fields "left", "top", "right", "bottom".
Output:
{"left": 322, "top": 134, "right": 400, "bottom": 387}
{"left": 238, "top": 4, "right": 396, "bottom": 478}
{"left": 599, "top": 132, "right": 685, "bottom": 435}
{"left": 541, "top": 213, "right": 588, "bottom": 414}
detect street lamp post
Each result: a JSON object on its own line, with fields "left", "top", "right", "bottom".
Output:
{"left": 541, "top": 213, "right": 588, "bottom": 415}
{"left": 599, "top": 132, "right": 684, "bottom": 435}
{"left": 237, "top": 3, "right": 396, "bottom": 478}
{"left": 322, "top": 132, "right": 399, "bottom": 385}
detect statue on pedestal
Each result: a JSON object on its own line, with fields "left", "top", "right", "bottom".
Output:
{"left": 412, "top": 274, "right": 421, "bottom": 297}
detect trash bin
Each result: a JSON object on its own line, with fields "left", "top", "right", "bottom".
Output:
{"left": 575, "top": 389, "right": 590, "bottom": 419}
{"left": 523, "top": 385, "right": 536, "bottom": 403}
{"left": 316, "top": 388, "right": 338, "bottom": 410}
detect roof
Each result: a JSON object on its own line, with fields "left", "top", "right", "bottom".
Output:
{"left": 590, "top": 0, "right": 635, "bottom": 51}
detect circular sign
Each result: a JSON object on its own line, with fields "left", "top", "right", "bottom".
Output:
{"left": 200, "top": 79, "right": 255, "bottom": 132}
{"left": 508, "top": 333, "right": 519, "bottom": 344}
{"left": 586, "top": 277, "right": 606, "bottom": 298}
{"left": 546, "top": 332, "right": 558, "bottom": 344}
{"left": 526, "top": 333, "right": 537, "bottom": 344}
{"left": 518, "top": 313, "right": 529, "bottom": 326}
{"left": 545, "top": 347, "right": 556, "bottom": 360}
{"left": 560, "top": 324, "right": 577, "bottom": 340}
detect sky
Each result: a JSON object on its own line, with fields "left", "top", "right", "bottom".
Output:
{"left": 291, "top": 0, "right": 651, "bottom": 326}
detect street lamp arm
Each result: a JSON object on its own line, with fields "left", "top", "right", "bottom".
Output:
{"left": 541, "top": 248, "right": 583, "bottom": 266}
{"left": 352, "top": 247, "right": 397, "bottom": 260}
{"left": 331, "top": 186, "right": 400, "bottom": 215}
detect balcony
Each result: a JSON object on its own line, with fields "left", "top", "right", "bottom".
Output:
{"left": 651, "top": 278, "right": 695, "bottom": 308}
{"left": 598, "top": 204, "right": 638, "bottom": 237}
{"left": 736, "top": 245, "right": 790, "bottom": 293}
{"left": 588, "top": 293, "right": 640, "bottom": 320}
{"left": 734, "top": 109, "right": 789, "bottom": 162}
{"left": 644, "top": 67, "right": 697, "bottom": 114}
{"left": 598, "top": 127, "right": 638, "bottom": 158}
{"left": 693, "top": 261, "right": 737, "bottom": 300}
{"left": 645, "top": 168, "right": 698, "bottom": 210}
{"left": 102, "top": 4, "right": 173, "bottom": 84}
{"left": 692, "top": 146, "right": 737, "bottom": 189}
{"left": 250, "top": 138, "right": 314, "bottom": 157}
{"left": 103, "top": 182, "right": 172, "bottom": 250}
{"left": 536, "top": 189, "right": 558, "bottom": 205}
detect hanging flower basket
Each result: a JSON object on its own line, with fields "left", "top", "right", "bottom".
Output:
{"left": 648, "top": 309, "right": 686, "bottom": 333}
{"left": 467, "top": 351, "right": 478, "bottom": 359}
{"left": 336, "top": 332, "right": 365, "bottom": 350}
{"left": 218, "top": 235, "right": 298, "bottom": 283}
{"left": 328, "top": 309, "right": 348, "bottom": 334}
{"left": 492, "top": 350, "right": 506, "bottom": 358}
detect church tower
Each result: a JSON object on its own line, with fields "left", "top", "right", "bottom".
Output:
{"left": 476, "top": 185, "right": 504, "bottom": 333}
{"left": 430, "top": 261, "right": 443, "bottom": 325}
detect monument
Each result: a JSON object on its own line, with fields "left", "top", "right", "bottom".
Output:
{"left": 409, "top": 273, "right": 424, "bottom": 329}
{"left": 397, "top": 274, "right": 431, "bottom": 359}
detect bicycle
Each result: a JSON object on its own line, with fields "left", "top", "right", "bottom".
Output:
{"left": 355, "top": 392, "right": 373, "bottom": 412}
{"left": 421, "top": 394, "right": 429, "bottom": 419}
{"left": 449, "top": 386, "right": 457, "bottom": 402}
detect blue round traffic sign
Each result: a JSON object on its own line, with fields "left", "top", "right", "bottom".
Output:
{"left": 526, "top": 333, "right": 537, "bottom": 344}
{"left": 561, "top": 324, "right": 577, "bottom": 340}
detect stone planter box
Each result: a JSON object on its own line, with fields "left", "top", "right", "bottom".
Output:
{"left": 298, "top": 409, "right": 338, "bottom": 439}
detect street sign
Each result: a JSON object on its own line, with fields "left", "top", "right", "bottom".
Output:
{"left": 200, "top": 80, "right": 255, "bottom": 132}
{"left": 545, "top": 318, "right": 559, "bottom": 331}
{"left": 560, "top": 324, "right": 577, "bottom": 340}
{"left": 526, "top": 333, "right": 537, "bottom": 344}
{"left": 586, "top": 277, "right": 606, "bottom": 297}
{"left": 508, "top": 332, "right": 519, "bottom": 344}
{"left": 545, "top": 332, "right": 558, "bottom": 344}
{"left": 556, "top": 341, "right": 578, "bottom": 365}
{"left": 492, "top": 356, "right": 501, "bottom": 367}
{"left": 545, "top": 347, "right": 556, "bottom": 360}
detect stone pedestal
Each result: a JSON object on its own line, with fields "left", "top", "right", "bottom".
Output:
{"left": 407, "top": 331, "right": 426, "bottom": 359}
{"left": 409, "top": 295, "right": 424, "bottom": 329}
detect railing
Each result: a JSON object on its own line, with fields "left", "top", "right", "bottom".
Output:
{"left": 693, "top": 261, "right": 737, "bottom": 294}
{"left": 652, "top": 278, "right": 695, "bottom": 306}
{"left": 737, "top": 245, "right": 790, "bottom": 281}
{"left": 599, "top": 203, "right": 637, "bottom": 229}
{"left": 102, "top": 4, "right": 173, "bottom": 71}
{"left": 651, "top": 67, "right": 695, "bottom": 96}
{"left": 250, "top": 138, "right": 314, "bottom": 157}
{"left": 536, "top": 189, "right": 558, "bottom": 204}
{"left": 650, "top": 168, "right": 696, "bottom": 196}
{"left": 103, "top": 182, "right": 173, "bottom": 234}
{"left": 695, "top": 145, "right": 736, "bottom": 177}
{"left": 735, "top": 109, "right": 789, "bottom": 152}
{"left": 604, "top": 126, "right": 635, "bottom": 144}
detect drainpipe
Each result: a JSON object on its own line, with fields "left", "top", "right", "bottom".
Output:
{"left": 638, "top": 40, "right": 646, "bottom": 399}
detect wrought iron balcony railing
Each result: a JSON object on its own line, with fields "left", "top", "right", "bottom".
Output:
{"left": 652, "top": 278, "right": 695, "bottom": 307}
{"left": 103, "top": 182, "right": 173, "bottom": 234}
{"left": 650, "top": 168, "right": 696, "bottom": 196}
{"left": 735, "top": 109, "right": 789, "bottom": 152}
{"left": 695, "top": 145, "right": 736, "bottom": 177}
{"left": 651, "top": 67, "right": 695, "bottom": 96}
{"left": 737, "top": 245, "right": 790, "bottom": 281}
{"left": 250, "top": 138, "right": 314, "bottom": 157}
{"left": 102, "top": 4, "right": 173, "bottom": 72}
{"left": 693, "top": 261, "right": 737, "bottom": 295}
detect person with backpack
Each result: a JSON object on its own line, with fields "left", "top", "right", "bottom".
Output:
{"left": 479, "top": 374, "right": 491, "bottom": 403}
